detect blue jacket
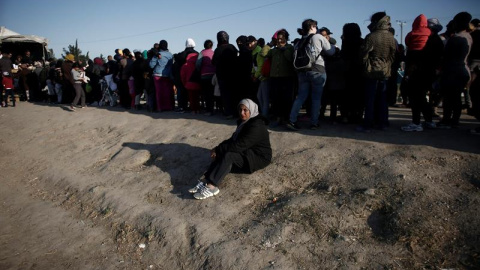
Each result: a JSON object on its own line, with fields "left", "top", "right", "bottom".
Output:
{"left": 149, "top": 50, "right": 173, "bottom": 77}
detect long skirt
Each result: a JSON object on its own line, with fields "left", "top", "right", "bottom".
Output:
{"left": 153, "top": 76, "right": 174, "bottom": 111}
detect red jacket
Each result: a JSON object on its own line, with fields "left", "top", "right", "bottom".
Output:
{"left": 180, "top": 53, "right": 201, "bottom": 91}
{"left": 405, "top": 14, "right": 431, "bottom": 51}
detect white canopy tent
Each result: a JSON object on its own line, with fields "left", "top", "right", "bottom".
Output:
{"left": 0, "top": 26, "right": 50, "bottom": 61}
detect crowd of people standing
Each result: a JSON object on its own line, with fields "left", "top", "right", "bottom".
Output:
{"left": 1, "top": 10, "right": 479, "bottom": 134}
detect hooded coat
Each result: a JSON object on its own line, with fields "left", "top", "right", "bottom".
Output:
{"left": 405, "top": 14, "right": 431, "bottom": 51}
{"left": 361, "top": 15, "right": 397, "bottom": 80}
{"left": 212, "top": 43, "right": 239, "bottom": 80}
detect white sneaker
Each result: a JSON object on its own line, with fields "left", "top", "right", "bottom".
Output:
{"left": 194, "top": 185, "right": 220, "bottom": 200}
{"left": 401, "top": 123, "right": 423, "bottom": 132}
{"left": 188, "top": 181, "right": 205, "bottom": 194}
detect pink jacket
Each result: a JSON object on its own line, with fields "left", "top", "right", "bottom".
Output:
{"left": 199, "top": 49, "right": 215, "bottom": 76}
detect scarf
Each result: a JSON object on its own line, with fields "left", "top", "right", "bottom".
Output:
{"left": 232, "top": 99, "right": 259, "bottom": 141}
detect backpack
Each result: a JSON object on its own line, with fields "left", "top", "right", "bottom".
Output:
{"left": 293, "top": 34, "right": 317, "bottom": 70}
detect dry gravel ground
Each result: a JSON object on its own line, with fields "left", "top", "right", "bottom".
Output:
{"left": 0, "top": 102, "right": 479, "bottom": 270}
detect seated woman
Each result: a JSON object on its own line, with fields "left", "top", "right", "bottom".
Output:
{"left": 189, "top": 99, "right": 272, "bottom": 200}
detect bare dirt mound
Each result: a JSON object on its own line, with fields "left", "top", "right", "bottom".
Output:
{"left": 1, "top": 103, "right": 479, "bottom": 270}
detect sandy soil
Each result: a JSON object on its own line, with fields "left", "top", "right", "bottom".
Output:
{"left": 0, "top": 102, "right": 479, "bottom": 270}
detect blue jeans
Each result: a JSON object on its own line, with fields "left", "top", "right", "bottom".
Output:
{"left": 55, "top": 83, "right": 63, "bottom": 103}
{"left": 290, "top": 71, "right": 326, "bottom": 125}
{"left": 363, "top": 79, "right": 388, "bottom": 128}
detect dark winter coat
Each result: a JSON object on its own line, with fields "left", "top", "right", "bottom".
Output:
{"left": 266, "top": 44, "right": 295, "bottom": 78}
{"left": 215, "top": 115, "right": 272, "bottom": 173}
{"left": 173, "top": 47, "right": 198, "bottom": 84}
{"left": 62, "top": 61, "right": 74, "bottom": 85}
{"left": 212, "top": 44, "right": 239, "bottom": 81}
{"left": 132, "top": 58, "right": 146, "bottom": 95}
{"left": 0, "top": 57, "right": 13, "bottom": 75}
{"left": 121, "top": 58, "right": 134, "bottom": 80}
{"left": 361, "top": 15, "right": 397, "bottom": 80}
{"left": 238, "top": 45, "right": 253, "bottom": 79}
{"left": 325, "top": 49, "right": 346, "bottom": 91}
{"left": 106, "top": 60, "right": 119, "bottom": 76}
{"left": 423, "top": 33, "right": 444, "bottom": 78}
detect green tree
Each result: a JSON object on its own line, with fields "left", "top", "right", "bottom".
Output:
{"left": 61, "top": 39, "right": 90, "bottom": 65}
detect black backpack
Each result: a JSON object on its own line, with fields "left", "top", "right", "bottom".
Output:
{"left": 293, "top": 34, "right": 317, "bottom": 70}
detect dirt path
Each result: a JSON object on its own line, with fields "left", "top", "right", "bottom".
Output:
{"left": 1, "top": 102, "right": 479, "bottom": 269}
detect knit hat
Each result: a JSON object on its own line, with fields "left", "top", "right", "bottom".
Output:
{"left": 185, "top": 38, "right": 196, "bottom": 48}
{"left": 65, "top": 54, "right": 75, "bottom": 62}
{"left": 427, "top": 18, "right": 443, "bottom": 33}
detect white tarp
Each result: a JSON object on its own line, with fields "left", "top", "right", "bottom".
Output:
{"left": 0, "top": 26, "right": 48, "bottom": 45}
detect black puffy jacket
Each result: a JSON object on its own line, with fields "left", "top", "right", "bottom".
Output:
{"left": 215, "top": 115, "right": 272, "bottom": 173}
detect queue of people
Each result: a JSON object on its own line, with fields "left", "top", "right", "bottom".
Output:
{"left": 1, "top": 11, "right": 479, "bottom": 200}
{"left": 1, "top": 11, "right": 479, "bottom": 136}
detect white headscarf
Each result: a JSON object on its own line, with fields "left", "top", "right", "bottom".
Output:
{"left": 233, "top": 99, "right": 260, "bottom": 140}
{"left": 185, "top": 38, "right": 196, "bottom": 48}
{"left": 238, "top": 98, "right": 259, "bottom": 120}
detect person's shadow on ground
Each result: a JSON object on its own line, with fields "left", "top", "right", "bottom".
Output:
{"left": 122, "top": 142, "right": 210, "bottom": 199}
